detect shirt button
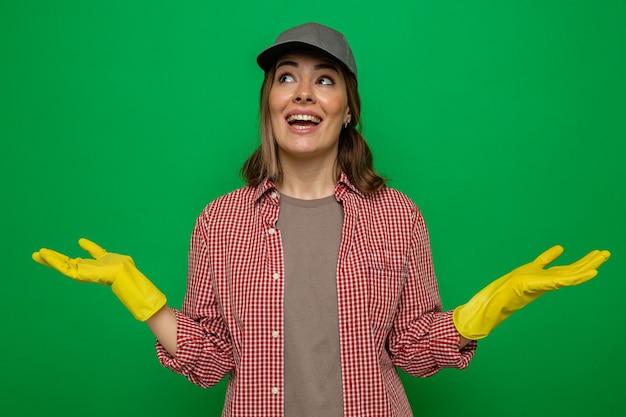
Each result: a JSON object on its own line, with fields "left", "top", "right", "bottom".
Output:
{"left": 272, "top": 387, "right": 279, "bottom": 395}
{"left": 270, "top": 192, "right": 278, "bottom": 199}
{"left": 272, "top": 273, "right": 280, "bottom": 280}
{"left": 268, "top": 228, "right": 276, "bottom": 235}
{"left": 272, "top": 331, "right": 279, "bottom": 338}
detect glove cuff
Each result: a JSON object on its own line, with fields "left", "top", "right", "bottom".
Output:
{"left": 111, "top": 265, "right": 167, "bottom": 321}
{"left": 452, "top": 304, "right": 489, "bottom": 340}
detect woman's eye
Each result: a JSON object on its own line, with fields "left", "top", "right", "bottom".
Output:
{"left": 318, "top": 76, "right": 334, "bottom": 85}
{"left": 278, "top": 74, "right": 294, "bottom": 83}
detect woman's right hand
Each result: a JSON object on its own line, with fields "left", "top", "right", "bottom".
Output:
{"left": 33, "top": 238, "right": 167, "bottom": 321}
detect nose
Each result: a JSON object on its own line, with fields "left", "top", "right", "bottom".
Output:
{"left": 293, "top": 79, "right": 315, "bottom": 103}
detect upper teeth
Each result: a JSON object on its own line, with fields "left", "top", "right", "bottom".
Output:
{"left": 287, "top": 114, "right": 321, "bottom": 124}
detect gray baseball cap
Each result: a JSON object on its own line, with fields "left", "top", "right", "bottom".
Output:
{"left": 257, "top": 22, "right": 357, "bottom": 77}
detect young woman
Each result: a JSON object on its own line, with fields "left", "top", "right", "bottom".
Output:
{"left": 33, "top": 22, "right": 610, "bottom": 417}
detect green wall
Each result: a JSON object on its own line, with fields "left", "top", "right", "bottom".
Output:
{"left": 2, "top": 1, "right": 624, "bottom": 416}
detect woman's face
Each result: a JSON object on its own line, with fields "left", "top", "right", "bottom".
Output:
{"left": 268, "top": 50, "right": 351, "bottom": 166}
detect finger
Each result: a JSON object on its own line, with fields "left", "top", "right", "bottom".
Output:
{"left": 555, "top": 268, "right": 599, "bottom": 287}
{"left": 580, "top": 250, "right": 611, "bottom": 271}
{"left": 532, "top": 245, "right": 564, "bottom": 268}
{"left": 78, "top": 238, "right": 107, "bottom": 260}
{"left": 37, "top": 248, "right": 80, "bottom": 278}
{"left": 555, "top": 250, "right": 611, "bottom": 285}
{"left": 32, "top": 251, "right": 52, "bottom": 268}
{"left": 589, "top": 250, "right": 611, "bottom": 269}
{"left": 559, "top": 250, "right": 601, "bottom": 270}
{"left": 555, "top": 250, "right": 611, "bottom": 276}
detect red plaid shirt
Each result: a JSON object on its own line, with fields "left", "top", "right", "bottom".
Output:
{"left": 156, "top": 172, "right": 476, "bottom": 417}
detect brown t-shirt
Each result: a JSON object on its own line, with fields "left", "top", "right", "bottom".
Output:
{"left": 276, "top": 194, "right": 345, "bottom": 417}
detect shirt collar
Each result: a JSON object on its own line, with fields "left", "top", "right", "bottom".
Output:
{"left": 253, "top": 177, "right": 278, "bottom": 202}
{"left": 252, "top": 171, "right": 365, "bottom": 203}
{"left": 334, "top": 171, "right": 365, "bottom": 201}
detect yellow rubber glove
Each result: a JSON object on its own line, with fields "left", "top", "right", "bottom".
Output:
{"left": 32, "top": 238, "right": 167, "bottom": 321}
{"left": 453, "top": 245, "right": 610, "bottom": 340}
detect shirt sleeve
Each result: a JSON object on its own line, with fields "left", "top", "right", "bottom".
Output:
{"left": 155, "top": 211, "right": 235, "bottom": 388}
{"left": 387, "top": 208, "right": 477, "bottom": 377}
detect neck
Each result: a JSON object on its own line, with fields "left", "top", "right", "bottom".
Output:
{"left": 277, "top": 160, "right": 337, "bottom": 200}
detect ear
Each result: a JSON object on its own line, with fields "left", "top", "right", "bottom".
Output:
{"left": 344, "top": 107, "right": 352, "bottom": 124}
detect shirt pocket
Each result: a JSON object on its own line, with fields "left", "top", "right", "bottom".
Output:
{"left": 367, "top": 265, "right": 407, "bottom": 341}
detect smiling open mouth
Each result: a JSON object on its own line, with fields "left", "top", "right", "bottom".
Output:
{"left": 286, "top": 114, "right": 322, "bottom": 127}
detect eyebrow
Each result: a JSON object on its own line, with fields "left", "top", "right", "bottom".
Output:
{"left": 275, "top": 60, "right": 340, "bottom": 73}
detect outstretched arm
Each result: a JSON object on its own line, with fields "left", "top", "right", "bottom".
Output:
{"left": 34, "top": 237, "right": 235, "bottom": 387}
{"left": 33, "top": 238, "right": 177, "bottom": 354}
{"left": 453, "top": 245, "right": 611, "bottom": 340}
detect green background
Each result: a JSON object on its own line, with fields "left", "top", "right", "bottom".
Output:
{"left": 2, "top": 1, "right": 624, "bottom": 416}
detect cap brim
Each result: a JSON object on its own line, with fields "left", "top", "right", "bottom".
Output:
{"left": 257, "top": 41, "right": 344, "bottom": 73}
